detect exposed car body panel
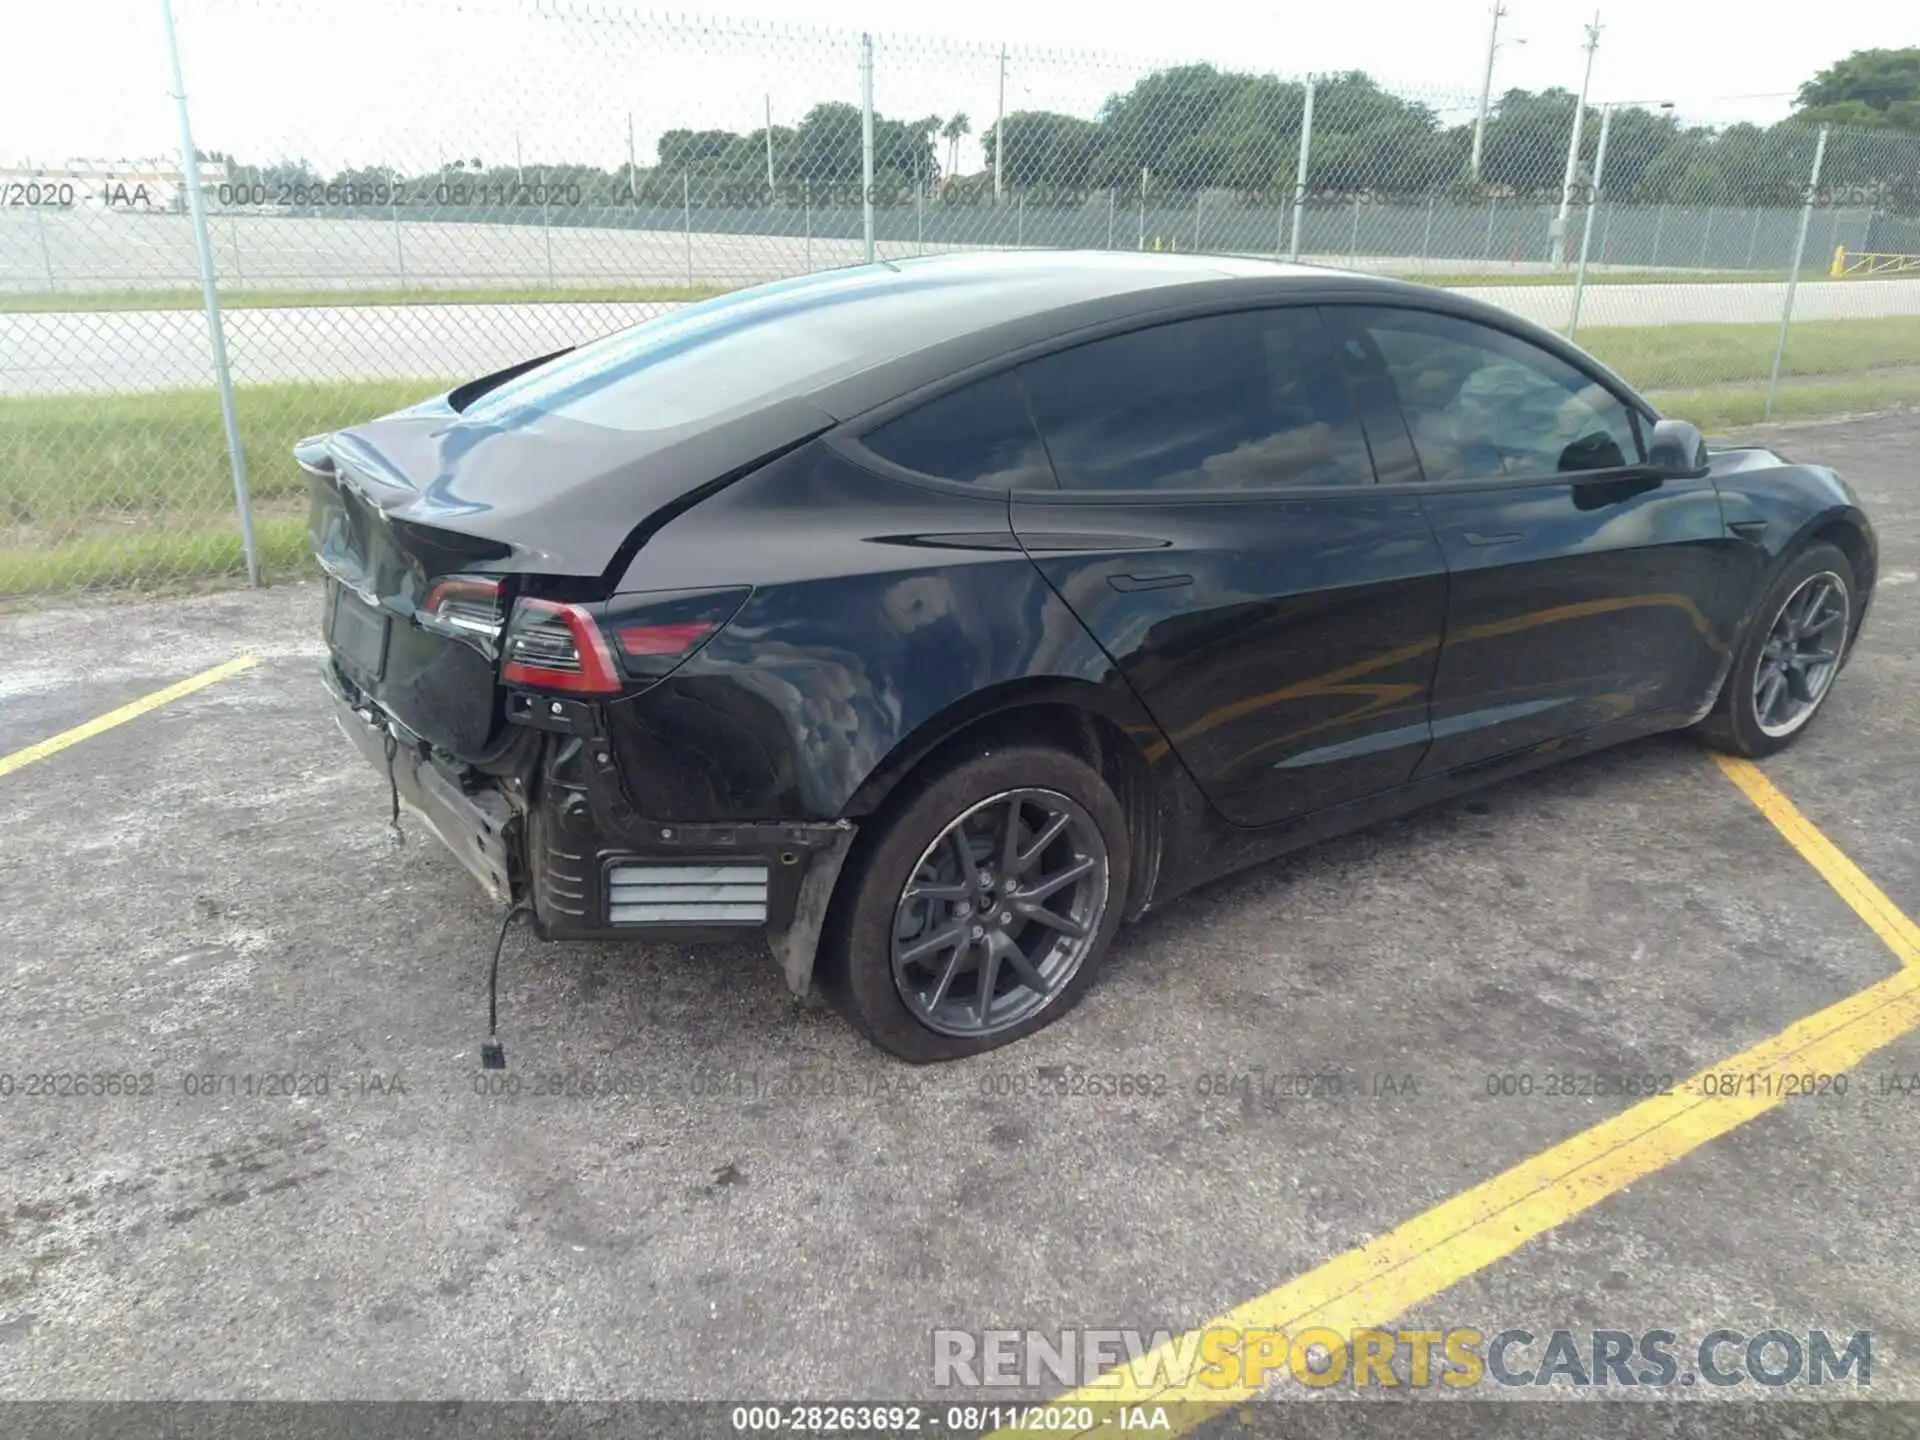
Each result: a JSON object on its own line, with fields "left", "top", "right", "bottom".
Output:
{"left": 595, "top": 443, "right": 1178, "bottom": 822}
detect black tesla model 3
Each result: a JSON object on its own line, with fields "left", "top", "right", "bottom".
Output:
{"left": 303, "top": 251, "right": 1877, "bottom": 1061}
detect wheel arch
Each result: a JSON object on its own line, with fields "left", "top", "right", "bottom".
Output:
{"left": 841, "top": 680, "right": 1172, "bottom": 921}
{"left": 1805, "top": 512, "right": 1876, "bottom": 632}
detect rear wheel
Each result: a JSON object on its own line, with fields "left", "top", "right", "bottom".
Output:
{"left": 1697, "top": 541, "right": 1855, "bottom": 758}
{"left": 821, "top": 746, "right": 1129, "bottom": 1062}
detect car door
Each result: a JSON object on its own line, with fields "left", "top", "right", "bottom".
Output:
{"left": 1325, "top": 304, "right": 1728, "bottom": 777}
{"left": 1003, "top": 305, "right": 1450, "bottom": 829}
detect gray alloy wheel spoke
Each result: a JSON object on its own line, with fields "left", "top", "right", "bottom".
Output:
{"left": 998, "top": 935, "right": 1055, "bottom": 997}
{"left": 975, "top": 938, "right": 1003, "bottom": 1027}
{"left": 924, "top": 941, "right": 969, "bottom": 1012}
{"left": 899, "top": 923, "right": 966, "bottom": 967}
{"left": 1013, "top": 901, "right": 1089, "bottom": 939}
{"left": 889, "top": 787, "right": 1110, "bottom": 1040}
{"left": 996, "top": 799, "right": 1023, "bottom": 882}
{"left": 1017, "top": 854, "right": 1096, "bottom": 904}
{"left": 1756, "top": 670, "right": 1785, "bottom": 725}
{"left": 906, "top": 880, "right": 970, "bottom": 903}
{"left": 1752, "top": 570, "right": 1849, "bottom": 739}
{"left": 949, "top": 830, "right": 983, "bottom": 890}
{"left": 1014, "top": 810, "right": 1072, "bottom": 873}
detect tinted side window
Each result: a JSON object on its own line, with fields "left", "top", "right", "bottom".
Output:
{"left": 1016, "top": 309, "right": 1374, "bottom": 493}
{"left": 858, "top": 372, "right": 1053, "bottom": 488}
{"left": 1356, "top": 308, "right": 1643, "bottom": 481}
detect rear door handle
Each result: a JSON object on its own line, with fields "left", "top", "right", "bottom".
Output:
{"left": 1460, "top": 531, "right": 1522, "bottom": 547}
{"left": 1108, "top": 572, "right": 1193, "bottom": 593}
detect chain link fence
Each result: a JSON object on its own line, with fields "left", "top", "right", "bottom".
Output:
{"left": 3, "top": 0, "right": 1919, "bottom": 595}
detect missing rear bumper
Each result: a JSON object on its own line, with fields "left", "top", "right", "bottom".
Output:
{"left": 324, "top": 662, "right": 856, "bottom": 997}
{"left": 325, "top": 666, "right": 520, "bottom": 906}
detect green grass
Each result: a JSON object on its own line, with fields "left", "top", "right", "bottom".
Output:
{"left": 1401, "top": 266, "right": 1914, "bottom": 287}
{"left": 14, "top": 262, "right": 1917, "bottom": 313}
{"left": 1580, "top": 315, "right": 1920, "bottom": 390}
{"left": 4, "top": 313, "right": 1919, "bottom": 596}
{"left": 1646, "top": 375, "right": 1920, "bottom": 431}
{"left": 0, "top": 378, "right": 448, "bottom": 595}
{"left": 0, "top": 284, "right": 731, "bottom": 313}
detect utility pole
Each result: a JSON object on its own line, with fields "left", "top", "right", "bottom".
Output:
{"left": 994, "top": 45, "right": 1006, "bottom": 205}
{"left": 1471, "top": 0, "right": 1508, "bottom": 182}
{"left": 1550, "top": 10, "right": 1601, "bottom": 269}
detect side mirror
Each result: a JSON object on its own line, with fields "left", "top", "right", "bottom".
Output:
{"left": 1647, "top": 418, "right": 1709, "bottom": 479}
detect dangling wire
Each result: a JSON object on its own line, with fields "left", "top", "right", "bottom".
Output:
{"left": 481, "top": 903, "right": 531, "bottom": 1070}
{"left": 381, "top": 728, "right": 404, "bottom": 846}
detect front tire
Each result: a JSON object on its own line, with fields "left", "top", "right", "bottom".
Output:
{"left": 1697, "top": 541, "right": 1855, "bottom": 758}
{"left": 820, "top": 745, "right": 1130, "bottom": 1062}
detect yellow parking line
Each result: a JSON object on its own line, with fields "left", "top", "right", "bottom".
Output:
{"left": 1002, "top": 758, "right": 1920, "bottom": 1435}
{"left": 1024, "top": 968, "right": 1920, "bottom": 1432}
{"left": 1716, "top": 754, "right": 1920, "bottom": 969}
{"left": 0, "top": 654, "right": 260, "bottom": 781}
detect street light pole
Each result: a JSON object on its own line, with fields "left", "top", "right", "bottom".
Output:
{"left": 1471, "top": 0, "right": 1508, "bottom": 183}
{"left": 1550, "top": 10, "right": 1601, "bottom": 269}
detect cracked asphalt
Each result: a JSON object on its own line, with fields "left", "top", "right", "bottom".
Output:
{"left": 0, "top": 412, "right": 1916, "bottom": 1423}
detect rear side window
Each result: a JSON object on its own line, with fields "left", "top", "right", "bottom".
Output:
{"left": 858, "top": 372, "right": 1054, "bottom": 489}
{"left": 1015, "top": 309, "right": 1374, "bottom": 493}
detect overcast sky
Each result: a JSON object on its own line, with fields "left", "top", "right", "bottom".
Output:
{"left": 2, "top": 0, "right": 1910, "bottom": 175}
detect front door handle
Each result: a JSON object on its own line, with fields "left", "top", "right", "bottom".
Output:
{"left": 1461, "top": 531, "right": 1522, "bottom": 547}
{"left": 1729, "top": 520, "right": 1769, "bottom": 544}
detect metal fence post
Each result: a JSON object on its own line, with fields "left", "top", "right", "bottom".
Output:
{"left": 1766, "top": 125, "right": 1829, "bottom": 421}
{"left": 682, "top": 170, "right": 692, "bottom": 286}
{"left": 1017, "top": 194, "right": 1024, "bottom": 247}
{"left": 160, "top": 0, "right": 258, "bottom": 586}
{"left": 390, "top": 166, "right": 406, "bottom": 288}
{"left": 804, "top": 182, "right": 813, "bottom": 270}
{"left": 1107, "top": 189, "right": 1115, "bottom": 250}
{"left": 1348, "top": 194, "right": 1360, "bottom": 267}
{"left": 32, "top": 200, "right": 57, "bottom": 291}
{"left": 1567, "top": 104, "right": 1611, "bottom": 342}
{"left": 1194, "top": 191, "right": 1203, "bottom": 252}
{"left": 1288, "top": 78, "right": 1314, "bottom": 262}
{"left": 860, "top": 33, "right": 875, "bottom": 264}
{"left": 1650, "top": 202, "right": 1665, "bottom": 266}
{"left": 542, "top": 168, "right": 556, "bottom": 288}
{"left": 1420, "top": 194, "right": 1435, "bottom": 265}
{"left": 1138, "top": 167, "right": 1147, "bottom": 251}
{"left": 1484, "top": 196, "right": 1497, "bottom": 260}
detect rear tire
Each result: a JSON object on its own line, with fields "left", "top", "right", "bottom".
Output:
{"left": 1696, "top": 541, "right": 1855, "bottom": 759}
{"left": 819, "top": 745, "right": 1130, "bottom": 1063}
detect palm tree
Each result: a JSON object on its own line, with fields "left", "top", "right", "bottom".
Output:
{"left": 943, "top": 113, "right": 971, "bottom": 178}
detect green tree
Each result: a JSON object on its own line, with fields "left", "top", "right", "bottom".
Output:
{"left": 943, "top": 113, "right": 971, "bottom": 177}
{"left": 1796, "top": 48, "right": 1920, "bottom": 126}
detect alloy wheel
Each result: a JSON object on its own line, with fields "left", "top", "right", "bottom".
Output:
{"left": 1753, "top": 570, "right": 1849, "bottom": 739}
{"left": 890, "top": 787, "right": 1110, "bottom": 1039}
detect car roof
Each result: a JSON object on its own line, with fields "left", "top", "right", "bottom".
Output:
{"left": 454, "top": 248, "right": 1643, "bottom": 460}
{"left": 463, "top": 250, "right": 1374, "bottom": 433}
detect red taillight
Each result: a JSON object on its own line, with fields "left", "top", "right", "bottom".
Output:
{"left": 614, "top": 620, "right": 718, "bottom": 658}
{"left": 501, "top": 599, "right": 622, "bottom": 694}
